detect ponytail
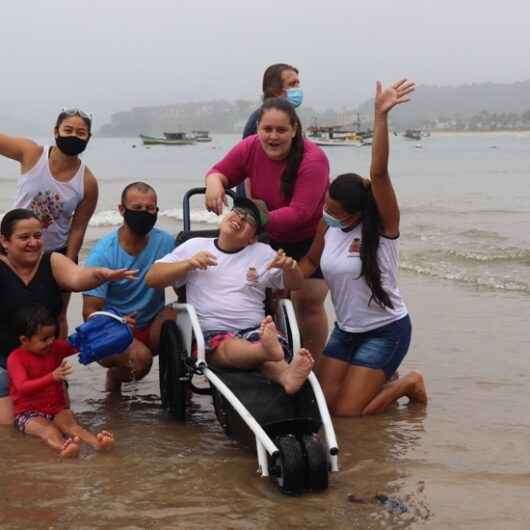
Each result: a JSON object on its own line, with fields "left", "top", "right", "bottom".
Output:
{"left": 329, "top": 174, "right": 394, "bottom": 309}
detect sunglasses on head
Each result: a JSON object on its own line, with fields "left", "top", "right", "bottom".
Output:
{"left": 61, "top": 108, "right": 92, "bottom": 121}
{"left": 231, "top": 207, "right": 257, "bottom": 226}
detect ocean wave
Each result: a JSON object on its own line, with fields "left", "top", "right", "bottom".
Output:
{"left": 408, "top": 244, "right": 530, "bottom": 266}
{"left": 88, "top": 208, "right": 220, "bottom": 227}
{"left": 400, "top": 260, "right": 530, "bottom": 294}
{"left": 445, "top": 247, "right": 530, "bottom": 265}
{"left": 402, "top": 205, "right": 530, "bottom": 216}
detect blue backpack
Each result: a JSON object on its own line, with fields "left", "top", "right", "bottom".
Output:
{"left": 69, "top": 311, "right": 133, "bottom": 365}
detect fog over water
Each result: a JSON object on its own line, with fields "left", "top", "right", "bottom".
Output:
{"left": 2, "top": 1, "right": 530, "bottom": 132}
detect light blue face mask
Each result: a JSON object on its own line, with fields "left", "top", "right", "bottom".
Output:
{"left": 323, "top": 210, "right": 345, "bottom": 228}
{"left": 286, "top": 87, "right": 303, "bottom": 108}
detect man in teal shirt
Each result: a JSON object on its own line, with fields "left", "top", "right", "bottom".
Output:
{"left": 83, "top": 182, "right": 175, "bottom": 392}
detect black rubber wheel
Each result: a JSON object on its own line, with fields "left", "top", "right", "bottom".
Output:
{"left": 159, "top": 320, "right": 187, "bottom": 420}
{"left": 270, "top": 435, "right": 305, "bottom": 495}
{"left": 301, "top": 433, "right": 329, "bottom": 491}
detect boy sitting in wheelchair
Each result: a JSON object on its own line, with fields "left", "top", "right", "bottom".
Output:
{"left": 146, "top": 197, "right": 314, "bottom": 394}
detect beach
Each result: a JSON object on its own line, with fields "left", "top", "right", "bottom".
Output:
{"left": 2, "top": 272, "right": 529, "bottom": 529}
{"left": 1, "top": 132, "right": 529, "bottom": 529}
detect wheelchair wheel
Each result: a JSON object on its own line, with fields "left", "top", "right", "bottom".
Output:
{"left": 270, "top": 435, "right": 305, "bottom": 495}
{"left": 159, "top": 320, "right": 187, "bottom": 420}
{"left": 301, "top": 433, "right": 329, "bottom": 491}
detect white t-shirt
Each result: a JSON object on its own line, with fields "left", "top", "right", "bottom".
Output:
{"left": 320, "top": 224, "right": 408, "bottom": 333}
{"left": 157, "top": 238, "right": 284, "bottom": 332}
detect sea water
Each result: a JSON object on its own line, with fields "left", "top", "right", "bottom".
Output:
{"left": 1, "top": 132, "right": 529, "bottom": 529}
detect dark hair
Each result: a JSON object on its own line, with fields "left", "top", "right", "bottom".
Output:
{"left": 257, "top": 97, "right": 305, "bottom": 199}
{"left": 14, "top": 304, "right": 57, "bottom": 340}
{"left": 329, "top": 173, "right": 394, "bottom": 309}
{"left": 0, "top": 208, "right": 40, "bottom": 255}
{"left": 55, "top": 111, "right": 92, "bottom": 134}
{"left": 262, "top": 63, "right": 299, "bottom": 100}
{"left": 121, "top": 181, "right": 157, "bottom": 206}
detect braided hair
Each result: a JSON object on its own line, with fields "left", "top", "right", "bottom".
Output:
{"left": 329, "top": 173, "right": 394, "bottom": 309}
{"left": 257, "top": 97, "right": 304, "bottom": 200}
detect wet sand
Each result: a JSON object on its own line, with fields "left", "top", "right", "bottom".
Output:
{"left": 2, "top": 272, "right": 530, "bottom": 530}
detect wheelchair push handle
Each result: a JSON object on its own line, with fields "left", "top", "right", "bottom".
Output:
{"left": 182, "top": 187, "right": 236, "bottom": 232}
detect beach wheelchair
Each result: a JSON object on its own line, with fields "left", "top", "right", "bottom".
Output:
{"left": 158, "top": 188, "right": 339, "bottom": 495}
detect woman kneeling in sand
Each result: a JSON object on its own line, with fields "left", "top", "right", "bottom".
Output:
{"left": 299, "top": 79, "right": 428, "bottom": 416}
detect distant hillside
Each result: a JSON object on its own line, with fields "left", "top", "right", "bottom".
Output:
{"left": 98, "top": 100, "right": 257, "bottom": 136}
{"left": 97, "top": 99, "right": 346, "bottom": 136}
{"left": 357, "top": 79, "right": 530, "bottom": 129}
{"left": 98, "top": 79, "right": 530, "bottom": 136}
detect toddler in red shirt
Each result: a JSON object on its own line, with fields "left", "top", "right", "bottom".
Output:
{"left": 7, "top": 304, "right": 115, "bottom": 457}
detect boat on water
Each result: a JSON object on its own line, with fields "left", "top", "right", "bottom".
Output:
{"left": 312, "top": 130, "right": 371, "bottom": 147}
{"left": 191, "top": 130, "right": 213, "bottom": 142}
{"left": 314, "top": 137, "right": 369, "bottom": 147}
{"left": 308, "top": 114, "right": 372, "bottom": 147}
{"left": 140, "top": 133, "right": 195, "bottom": 145}
{"left": 403, "top": 129, "right": 422, "bottom": 141}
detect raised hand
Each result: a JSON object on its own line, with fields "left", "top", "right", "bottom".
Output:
{"left": 53, "top": 361, "right": 73, "bottom": 381}
{"left": 95, "top": 267, "right": 139, "bottom": 283}
{"left": 189, "top": 251, "right": 217, "bottom": 271}
{"left": 267, "top": 249, "right": 297, "bottom": 272}
{"left": 374, "top": 79, "right": 415, "bottom": 115}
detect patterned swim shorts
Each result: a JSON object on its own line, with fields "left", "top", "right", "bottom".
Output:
{"left": 14, "top": 411, "right": 56, "bottom": 433}
{"left": 203, "top": 325, "right": 292, "bottom": 361}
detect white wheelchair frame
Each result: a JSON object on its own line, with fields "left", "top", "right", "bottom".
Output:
{"left": 171, "top": 299, "right": 339, "bottom": 477}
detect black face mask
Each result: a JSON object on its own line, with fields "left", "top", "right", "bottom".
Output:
{"left": 56, "top": 135, "right": 88, "bottom": 156}
{"left": 123, "top": 208, "right": 157, "bottom": 236}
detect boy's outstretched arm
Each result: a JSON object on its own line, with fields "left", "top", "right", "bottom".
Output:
{"left": 146, "top": 251, "right": 217, "bottom": 289}
{"left": 267, "top": 249, "right": 304, "bottom": 290}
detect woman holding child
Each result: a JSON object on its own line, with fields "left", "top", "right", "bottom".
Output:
{"left": 299, "top": 79, "right": 428, "bottom": 416}
{"left": 0, "top": 208, "right": 136, "bottom": 425}
{"left": 205, "top": 97, "right": 330, "bottom": 358}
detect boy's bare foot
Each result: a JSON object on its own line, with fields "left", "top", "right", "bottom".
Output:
{"left": 260, "top": 321, "right": 284, "bottom": 362}
{"left": 282, "top": 348, "right": 314, "bottom": 394}
{"left": 405, "top": 370, "right": 428, "bottom": 403}
{"left": 258, "top": 315, "right": 273, "bottom": 336}
{"left": 96, "top": 430, "right": 115, "bottom": 451}
{"left": 60, "top": 436, "right": 80, "bottom": 458}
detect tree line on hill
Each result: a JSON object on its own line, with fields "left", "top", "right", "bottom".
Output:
{"left": 97, "top": 79, "right": 530, "bottom": 136}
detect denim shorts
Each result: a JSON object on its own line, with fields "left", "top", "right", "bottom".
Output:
{"left": 0, "top": 367, "right": 10, "bottom": 398}
{"left": 322, "top": 315, "right": 412, "bottom": 379}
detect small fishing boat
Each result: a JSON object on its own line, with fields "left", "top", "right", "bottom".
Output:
{"left": 191, "top": 130, "right": 213, "bottom": 142}
{"left": 314, "top": 137, "right": 368, "bottom": 147}
{"left": 403, "top": 129, "right": 422, "bottom": 141}
{"left": 140, "top": 133, "right": 195, "bottom": 146}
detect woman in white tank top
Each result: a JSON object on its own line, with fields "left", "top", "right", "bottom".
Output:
{"left": 1, "top": 109, "right": 99, "bottom": 336}
{"left": 299, "top": 79, "right": 428, "bottom": 417}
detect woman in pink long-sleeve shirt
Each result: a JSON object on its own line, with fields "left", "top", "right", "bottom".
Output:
{"left": 205, "top": 97, "right": 330, "bottom": 359}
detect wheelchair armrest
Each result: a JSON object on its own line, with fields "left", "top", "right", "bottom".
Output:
{"left": 171, "top": 302, "right": 207, "bottom": 367}
{"left": 276, "top": 298, "right": 301, "bottom": 352}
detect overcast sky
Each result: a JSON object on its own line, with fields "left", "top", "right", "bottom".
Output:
{"left": 2, "top": 0, "right": 529, "bottom": 131}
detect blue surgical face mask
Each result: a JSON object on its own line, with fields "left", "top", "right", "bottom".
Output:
{"left": 323, "top": 210, "right": 345, "bottom": 228}
{"left": 286, "top": 87, "right": 303, "bottom": 108}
